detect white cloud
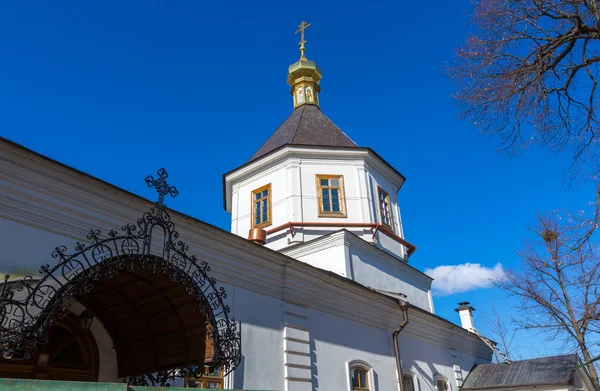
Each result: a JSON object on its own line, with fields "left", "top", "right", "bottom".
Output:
{"left": 424, "top": 263, "right": 505, "bottom": 296}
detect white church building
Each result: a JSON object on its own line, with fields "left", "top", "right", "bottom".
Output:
{"left": 0, "top": 30, "right": 494, "bottom": 391}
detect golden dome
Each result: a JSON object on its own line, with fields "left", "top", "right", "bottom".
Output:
{"left": 288, "top": 22, "right": 322, "bottom": 109}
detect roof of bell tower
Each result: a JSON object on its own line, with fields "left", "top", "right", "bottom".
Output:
{"left": 250, "top": 105, "right": 358, "bottom": 161}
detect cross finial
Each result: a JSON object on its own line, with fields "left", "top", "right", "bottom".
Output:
{"left": 145, "top": 168, "right": 179, "bottom": 206}
{"left": 295, "top": 21, "right": 311, "bottom": 60}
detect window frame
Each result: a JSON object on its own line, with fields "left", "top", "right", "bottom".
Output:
{"left": 316, "top": 174, "right": 347, "bottom": 217}
{"left": 377, "top": 186, "right": 393, "bottom": 230}
{"left": 347, "top": 360, "right": 375, "bottom": 391}
{"left": 402, "top": 368, "right": 417, "bottom": 391}
{"left": 184, "top": 367, "right": 224, "bottom": 388}
{"left": 434, "top": 374, "right": 450, "bottom": 391}
{"left": 251, "top": 183, "right": 272, "bottom": 229}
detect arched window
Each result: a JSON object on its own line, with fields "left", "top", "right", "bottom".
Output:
{"left": 402, "top": 368, "right": 416, "bottom": 391}
{"left": 434, "top": 374, "right": 450, "bottom": 391}
{"left": 0, "top": 313, "right": 99, "bottom": 382}
{"left": 347, "top": 360, "right": 375, "bottom": 391}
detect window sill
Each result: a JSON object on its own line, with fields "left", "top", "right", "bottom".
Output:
{"left": 318, "top": 212, "right": 347, "bottom": 218}
{"left": 253, "top": 221, "right": 272, "bottom": 229}
{"left": 380, "top": 223, "right": 394, "bottom": 232}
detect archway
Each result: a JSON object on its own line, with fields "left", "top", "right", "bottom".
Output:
{"left": 0, "top": 169, "right": 241, "bottom": 386}
{"left": 0, "top": 313, "right": 99, "bottom": 381}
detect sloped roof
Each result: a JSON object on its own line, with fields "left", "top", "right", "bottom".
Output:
{"left": 250, "top": 105, "right": 358, "bottom": 161}
{"left": 461, "top": 354, "right": 578, "bottom": 390}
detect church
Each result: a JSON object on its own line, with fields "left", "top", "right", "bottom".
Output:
{"left": 0, "top": 22, "right": 567, "bottom": 391}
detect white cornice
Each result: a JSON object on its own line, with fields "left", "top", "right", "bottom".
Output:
{"left": 223, "top": 146, "right": 406, "bottom": 211}
{"left": 282, "top": 230, "right": 432, "bottom": 286}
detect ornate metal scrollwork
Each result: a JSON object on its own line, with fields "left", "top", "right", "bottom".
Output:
{"left": 0, "top": 169, "right": 241, "bottom": 384}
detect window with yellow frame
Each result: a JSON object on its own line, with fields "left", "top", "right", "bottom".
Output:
{"left": 185, "top": 367, "right": 224, "bottom": 389}
{"left": 316, "top": 174, "right": 346, "bottom": 217}
{"left": 351, "top": 366, "right": 370, "bottom": 391}
{"left": 377, "top": 186, "right": 393, "bottom": 230}
{"left": 251, "top": 184, "right": 272, "bottom": 228}
{"left": 403, "top": 375, "right": 416, "bottom": 391}
{"left": 436, "top": 378, "right": 449, "bottom": 391}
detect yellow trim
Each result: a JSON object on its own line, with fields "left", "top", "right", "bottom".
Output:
{"left": 377, "top": 186, "right": 393, "bottom": 230}
{"left": 184, "top": 376, "right": 223, "bottom": 390}
{"left": 185, "top": 367, "right": 224, "bottom": 388}
{"left": 436, "top": 379, "right": 449, "bottom": 391}
{"left": 316, "top": 174, "right": 347, "bottom": 218}
{"left": 403, "top": 375, "right": 415, "bottom": 391}
{"left": 351, "top": 367, "right": 370, "bottom": 390}
{"left": 251, "top": 183, "right": 272, "bottom": 229}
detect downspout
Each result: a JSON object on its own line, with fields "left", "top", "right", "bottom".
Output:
{"left": 394, "top": 300, "right": 410, "bottom": 391}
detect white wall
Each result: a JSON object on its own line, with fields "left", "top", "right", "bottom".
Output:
{"left": 226, "top": 148, "right": 409, "bottom": 259}
{"left": 227, "top": 285, "right": 286, "bottom": 390}
{"left": 0, "top": 213, "right": 483, "bottom": 391}
{"left": 283, "top": 231, "right": 433, "bottom": 312}
{"left": 0, "top": 140, "right": 491, "bottom": 390}
{"left": 399, "top": 334, "right": 488, "bottom": 391}
{"left": 228, "top": 289, "right": 487, "bottom": 391}
{"left": 0, "top": 218, "right": 79, "bottom": 276}
{"left": 294, "top": 243, "right": 346, "bottom": 280}
{"left": 307, "top": 306, "right": 398, "bottom": 391}
{"left": 348, "top": 245, "right": 432, "bottom": 311}
{"left": 231, "top": 161, "right": 289, "bottom": 241}
{"left": 70, "top": 302, "right": 119, "bottom": 382}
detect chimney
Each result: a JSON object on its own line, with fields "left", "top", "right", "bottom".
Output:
{"left": 455, "top": 302, "right": 476, "bottom": 331}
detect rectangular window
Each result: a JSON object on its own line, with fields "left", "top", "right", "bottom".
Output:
{"left": 377, "top": 186, "right": 393, "bottom": 229}
{"left": 403, "top": 376, "right": 415, "bottom": 391}
{"left": 251, "top": 184, "right": 271, "bottom": 228}
{"left": 316, "top": 174, "right": 346, "bottom": 217}
{"left": 351, "top": 367, "right": 369, "bottom": 391}
{"left": 185, "top": 367, "right": 223, "bottom": 388}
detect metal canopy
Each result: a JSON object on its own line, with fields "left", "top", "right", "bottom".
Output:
{"left": 0, "top": 169, "right": 241, "bottom": 386}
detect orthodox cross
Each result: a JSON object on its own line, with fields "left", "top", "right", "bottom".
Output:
{"left": 145, "top": 168, "right": 179, "bottom": 206}
{"left": 296, "top": 21, "right": 311, "bottom": 60}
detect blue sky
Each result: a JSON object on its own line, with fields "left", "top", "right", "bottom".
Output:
{"left": 1, "top": 0, "right": 596, "bottom": 359}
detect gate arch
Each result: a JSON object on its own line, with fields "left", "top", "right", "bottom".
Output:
{"left": 0, "top": 169, "right": 241, "bottom": 386}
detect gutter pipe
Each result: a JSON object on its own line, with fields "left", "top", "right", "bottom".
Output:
{"left": 394, "top": 300, "right": 410, "bottom": 391}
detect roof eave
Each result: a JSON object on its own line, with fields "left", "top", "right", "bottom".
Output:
{"left": 222, "top": 144, "right": 407, "bottom": 210}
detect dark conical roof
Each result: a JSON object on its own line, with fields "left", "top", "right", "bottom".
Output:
{"left": 250, "top": 105, "right": 358, "bottom": 161}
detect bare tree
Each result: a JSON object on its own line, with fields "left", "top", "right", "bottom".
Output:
{"left": 482, "top": 305, "right": 521, "bottom": 363}
{"left": 449, "top": 0, "right": 600, "bottom": 240}
{"left": 496, "top": 215, "right": 600, "bottom": 388}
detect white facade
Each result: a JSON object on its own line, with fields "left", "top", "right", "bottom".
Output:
{"left": 224, "top": 146, "right": 406, "bottom": 256}
{"left": 0, "top": 138, "right": 492, "bottom": 391}
{"left": 281, "top": 230, "right": 434, "bottom": 312}
{"left": 222, "top": 146, "right": 435, "bottom": 316}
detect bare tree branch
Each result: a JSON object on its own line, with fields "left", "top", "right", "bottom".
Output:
{"left": 449, "top": 0, "right": 600, "bottom": 241}
{"left": 495, "top": 215, "right": 600, "bottom": 388}
{"left": 482, "top": 305, "right": 522, "bottom": 362}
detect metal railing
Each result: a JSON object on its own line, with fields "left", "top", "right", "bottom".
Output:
{"left": 265, "top": 221, "right": 417, "bottom": 257}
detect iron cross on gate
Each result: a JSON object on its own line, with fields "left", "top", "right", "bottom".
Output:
{"left": 145, "top": 168, "right": 179, "bottom": 206}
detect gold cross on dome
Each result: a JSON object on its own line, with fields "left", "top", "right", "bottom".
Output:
{"left": 296, "top": 21, "right": 311, "bottom": 60}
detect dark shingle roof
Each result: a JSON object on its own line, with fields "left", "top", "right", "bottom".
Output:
{"left": 250, "top": 105, "right": 358, "bottom": 161}
{"left": 461, "top": 354, "right": 578, "bottom": 390}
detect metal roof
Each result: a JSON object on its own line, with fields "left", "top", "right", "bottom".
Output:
{"left": 250, "top": 104, "right": 357, "bottom": 161}
{"left": 461, "top": 354, "right": 578, "bottom": 390}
